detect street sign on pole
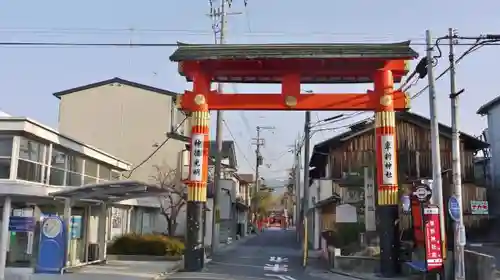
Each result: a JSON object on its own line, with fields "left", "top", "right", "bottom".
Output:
{"left": 448, "top": 196, "right": 461, "bottom": 222}
{"left": 412, "top": 183, "right": 432, "bottom": 202}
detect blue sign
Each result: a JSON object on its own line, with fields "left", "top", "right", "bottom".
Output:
{"left": 9, "top": 216, "right": 35, "bottom": 232}
{"left": 70, "top": 216, "right": 82, "bottom": 239}
{"left": 35, "top": 216, "right": 66, "bottom": 274}
{"left": 448, "top": 196, "right": 461, "bottom": 222}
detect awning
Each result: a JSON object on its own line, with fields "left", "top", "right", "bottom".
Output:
{"left": 315, "top": 195, "right": 341, "bottom": 209}
{"left": 50, "top": 180, "right": 167, "bottom": 202}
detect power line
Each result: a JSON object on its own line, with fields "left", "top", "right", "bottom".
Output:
{"left": 0, "top": 41, "right": 499, "bottom": 48}
{"left": 0, "top": 27, "right": 427, "bottom": 39}
{"left": 409, "top": 37, "right": 500, "bottom": 100}
{"left": 123, "top": 116, "right": 188, "bottom": 179}
{"left": 222, "top": 119, "right": 255, "bottom": 172}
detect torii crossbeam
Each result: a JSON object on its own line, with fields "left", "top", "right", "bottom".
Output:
{"left": 169, "top": 42, "right": 418, "bottom": 276}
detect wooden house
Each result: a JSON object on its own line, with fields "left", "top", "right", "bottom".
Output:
{"left": 309, "top": 111, "right": 489, "bottom": 229}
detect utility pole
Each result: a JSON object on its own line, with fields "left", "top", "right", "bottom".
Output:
{"left": 291, "top": 135, "right": 301, "bottom": 241}
{"left": 426, "top": 30, "right": 446, "bottom": 279}
{"left": 448, "top": 27, "right": 466, "bottom": 280}
{"left": 302, "top": 111, "right": 311, "bottom": 255}
{"left": 252, "top": 126, "right": 274, "bottom": 223}
{"left": 209, "top": 0, "right": 244, "bottom": 254}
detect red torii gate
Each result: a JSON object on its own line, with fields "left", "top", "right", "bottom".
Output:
{"left": 169, "top": 42, "right": 418, "bottom": 276}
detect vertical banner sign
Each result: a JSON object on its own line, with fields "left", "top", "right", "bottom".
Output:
{"left": 363, "top": 167, "right": 376, "bottom": 231}
{"left": 380, "top": 135, "right": 396, "bottom": 185}
{"left": 190, "top": 134, "right": 204, "bottom": 182}
{"left": 424, "top": 206, "right": 443, "bottom": 271}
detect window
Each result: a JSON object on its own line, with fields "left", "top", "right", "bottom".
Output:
{"left": 0, "top": 158, "right": 10, "bottom": 179}
{"left": 67, "top": 154, "right": 83, "bottom": 173}
{"left": 83, "top": 176, "right": 97, "bottom": 185}
{"left": 17, "top": 160, "right": 42, "bottom": 182}
{"left": 48, "top": 148, "right": 84, "bottom": 187}
{"left": 85, "top": 159, "right": 98, "bottom": 177}
{"left": 66, "top": 172, "right": 82, "bottom": 186}
{"left": 84, "top": 159, "right": 99, "bottom": 185}
{"left": 0, "top": 136, "right": 13, "bottom": 157}
{"left": 19, "top": 138, "right": 44, "bottom": 163}
{"left": 99, "top": 165, "right": 111, "bottom": 180}
{"left": 0, "top": 136, "right": 12, "bottom": 179}
{"left": 17, "top": 138, "right": 46, "bottom": 183}
{"left": 51, "top": 149, "right": 67, "bottom": 169}
{"left": 49, "top": 168, "right": 65, "bottom": 186}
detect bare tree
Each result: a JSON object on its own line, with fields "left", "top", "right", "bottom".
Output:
{"left": 151, "top": 165, "right": 186, "bottom": 236}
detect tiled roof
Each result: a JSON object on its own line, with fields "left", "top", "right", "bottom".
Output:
{"left": 169, "top": 41, "right": 418, "bottom": 61}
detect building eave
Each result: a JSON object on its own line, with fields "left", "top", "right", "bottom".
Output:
{"left": 52, "top": 77, "right": 178, "bottom": 99}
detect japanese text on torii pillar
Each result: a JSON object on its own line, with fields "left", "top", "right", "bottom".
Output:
{"left": 190, "top": 135, "right": 204, "bottom": 182}
{"left": 381, "top": 135, "right": 396, "bottom": 185}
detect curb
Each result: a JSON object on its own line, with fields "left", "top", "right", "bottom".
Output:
{"left": 153, "top": 260, "right": 183, "bottom": 280}
{"left": 329, "top": 269, "right": 412, "bottom": 280}
{"left": 155, "top": 255, "right": 215, "bottom": 279}
{"left": 329, "top": 269, "right": 368, "bottom": 280}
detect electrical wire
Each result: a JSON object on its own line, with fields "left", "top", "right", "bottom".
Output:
{"left": 0, "top": 27, "right": 426, "bottom": 40}
{"left": 123, "top": 116, "right": 188, "bottom": 179}
{"left": 297, "top": 112, "right": 370, "bottom": 150}
{"left": 0, "top": 41, "right": 499, "bottom": 48}
{"left": 222, "top": 119, "right": 256, "bottom": 172}
{"left": 398, "top": 36, "right": 446, "bottom": 92}
{"left": 314, "top": 112, "right": 327, "bottom": 139}
{"left": 410, "top": 38, "right": 500, "bottom": 100}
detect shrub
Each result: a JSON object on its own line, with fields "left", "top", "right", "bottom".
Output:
{"left": 108, "top": 233, "right": 185, "bottom": 256}
{"left": 323, "top": 222, "right": 365, "bottom": 249}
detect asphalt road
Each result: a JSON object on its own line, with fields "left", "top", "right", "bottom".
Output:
{"left": 168, "top": 228, "right": 355, "bottom": 280}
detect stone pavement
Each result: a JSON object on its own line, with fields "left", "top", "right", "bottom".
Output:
{"left": 6, "top": 260, "right": 182, "bottom": 280}
{"left": 167, "top": 227, "right": 357, "bottom": 280}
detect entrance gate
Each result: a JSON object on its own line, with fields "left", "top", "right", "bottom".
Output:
{"left": 169, "top": 42, "right": 418, "bottom": 276}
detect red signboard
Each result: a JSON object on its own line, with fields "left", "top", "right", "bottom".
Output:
{"left": 424, "top": 206, "right": 443, "bottom": 271}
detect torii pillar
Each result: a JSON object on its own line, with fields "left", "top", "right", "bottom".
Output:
{"left": 374, "top": 69, "right": 400, "bottom": 276}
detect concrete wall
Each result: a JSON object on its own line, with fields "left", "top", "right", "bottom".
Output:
{"left": 219, "top": 179, "right": 235, "bottom": 219}
{"left": 487, "top": 106, "right": 500, "bottom": 188}
{"left": 57, "top": 82, "right": 188, "bottom": 208}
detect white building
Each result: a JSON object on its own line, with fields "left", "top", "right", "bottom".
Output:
{"left": 0, "top": 115, "right": 167, "bottom": 275}
{"left": 477, "top": 97, "right": 500, "bottom": 216}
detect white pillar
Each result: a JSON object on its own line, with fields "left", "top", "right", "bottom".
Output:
{"left": 82, "top": 206, "right": 90, "bottom": 263}
{"left": 0, "top": 196, "right": 12, "bottom": 280}
{"left": 9, "top": 137, "right": 20, "bottom": 180}
{"left": 63, "top": 199, "right": 72, "bottom": 266}
{"left": 98, "top": 203, "right": 107, "bottom": 261}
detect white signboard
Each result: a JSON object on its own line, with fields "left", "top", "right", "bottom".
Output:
{"left": 335, "top": 204, "right": 357, "bottom": 223}
{"left": 381, "top": 135, "right": 396, "bottom": 185}
{"left": 471, "top": 200, "right": 488, "bottom": 215}
{"left": 189, "top": 134, "right": 205, "bottom": 182}
{"left": 364, "top": 167, "right": 376, "bottom": 231}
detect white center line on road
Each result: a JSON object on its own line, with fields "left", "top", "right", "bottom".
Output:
{"left": 263, "top": 264, "right": 288, "bottom": 272}
{"left": 264, "top": 273, "right": 297, "bottom": 280}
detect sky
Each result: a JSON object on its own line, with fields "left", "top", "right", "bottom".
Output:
{"left": 1, "top": 0, "right": 499, "bottom": 182}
